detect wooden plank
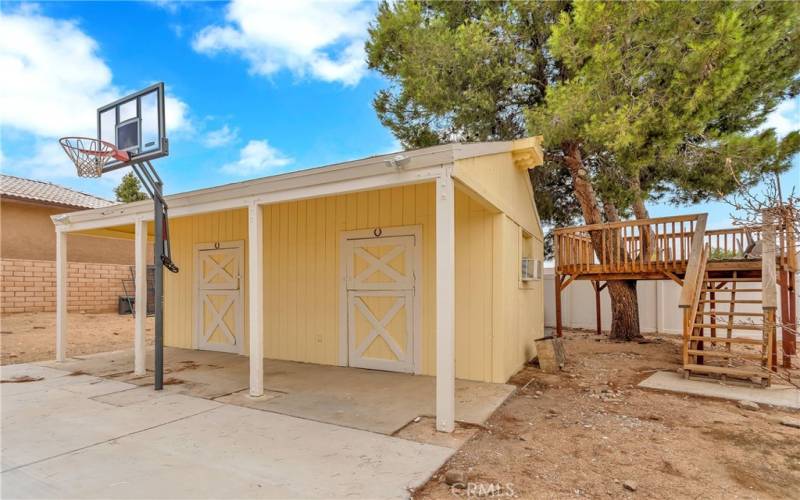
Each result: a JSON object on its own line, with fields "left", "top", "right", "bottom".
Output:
{"left": 671, "top": 221, "right": 676, "bottom": 268}
{"left": 687, "top": 350, "right": 763, "bottom": 361}
{"left": 663, "top": 271, "right": 683, "bottom": 286}
{"left": 684, "top": 363, "right": 765, "bottom": 377}
{"left": 762, "top": 210, "right": 777, "bottom": 309}
{"left": 601, "top": 229, "right": 607, "bottom": 273}
{"left": 689, "top": 336, "right": 762, "bottom": 345}
{"left": 702, "top": 311, "right": 765, "bottom": 317}
{"left": 693, "top": 323, "right": 761, "bottom": 331}
{"left": 700, "top": 299, "right": 761, "bottom": 304}
{"left": 678, "top": 214, "right": 708, "bottom": 308}
{"left": 553, "top": 213, "right": 701, "bottom": 234}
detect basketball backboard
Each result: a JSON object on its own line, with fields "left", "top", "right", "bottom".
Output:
{"left": 97, "top": 82, "right": 168, "bottom": 170}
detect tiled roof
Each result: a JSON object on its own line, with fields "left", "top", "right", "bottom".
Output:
{"left": 0, "top": 174, "right": 115, "bottom": 209}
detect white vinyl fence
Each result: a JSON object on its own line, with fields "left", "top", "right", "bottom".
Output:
{"left": 544, "top": 268, "right": 796, "bottom": 336}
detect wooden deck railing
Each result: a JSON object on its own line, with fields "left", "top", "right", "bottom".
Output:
{"left": 553, "top": 214, "right": 704, "bottom": 275}
{"left": 554, "top": 212, "right": 796, "bottom": 275}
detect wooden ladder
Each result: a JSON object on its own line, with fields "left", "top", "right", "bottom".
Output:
{"left": 684, "top": 271, "right": 771, "bottom": 386}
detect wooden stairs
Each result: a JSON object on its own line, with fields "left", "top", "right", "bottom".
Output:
{"left": 683, "top": 271, "right": 772, "bottom": 386}
{"left": 553, "top": 210, "right": 797, "bottom": 386}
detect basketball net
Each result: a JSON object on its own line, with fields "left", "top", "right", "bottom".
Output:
{"left": 59, "top": 137, "right": 130, "bottom": 178}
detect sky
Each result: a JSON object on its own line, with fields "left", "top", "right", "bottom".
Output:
{"left": 0, "top": 0, "right": 798, "bottom": 230}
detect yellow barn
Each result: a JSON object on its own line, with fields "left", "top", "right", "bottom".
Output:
{"left": 52, "top": 137, "right": 545, "bottom": 431}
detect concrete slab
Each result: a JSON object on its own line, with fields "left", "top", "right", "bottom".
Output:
{"left": 214, "top": 360, "right": 514, "bottom": 434}
{"left": 639, "top": 371, "right": 800, "bottom": 409}
{"left": 2, "top": 370, "right": 220, "bottom": 472}
{"left": 38, "top": 348, "right": 140, "bottom": 377}
{"left": 2, "top": 363, "right": 453, "bottom": 499}
{"left": 0, "top": 364, "right": 71, "bottom": 396}
{"left": 393, "top": 417, "right": 479, "bottom": 450}
{"left": 39, "top": 348, "right": 515, "bottom": 435}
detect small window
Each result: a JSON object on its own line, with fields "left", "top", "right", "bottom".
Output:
{"left": 520, "top": 231, "right": 541, "bottom": 282}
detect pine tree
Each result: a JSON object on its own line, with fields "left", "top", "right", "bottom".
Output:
{"left": 366, "top": 0, "right": 800, "bottom": 340}
{"left": 114, "top": 172, "right": 148, "bottom": 203}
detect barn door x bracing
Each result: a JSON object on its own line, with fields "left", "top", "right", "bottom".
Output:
{"left": 195, "top": 241, "right": 244, "bottom": 354}
{"left": 344, "top": 229, "right": 420, "bottom": 373}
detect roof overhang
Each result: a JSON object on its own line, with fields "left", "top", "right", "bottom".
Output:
{"left": 52, "top": 137, "right": 544, "bottom": 233}
{"left": 0, "top": 194, "right": 112, "bottom": 211}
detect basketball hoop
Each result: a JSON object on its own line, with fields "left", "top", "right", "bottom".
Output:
{"left": 58, "top": 83, "right": 174, "bottom": 392}
{"left": 59, "top": 137, "right": 130, "bottom": 178}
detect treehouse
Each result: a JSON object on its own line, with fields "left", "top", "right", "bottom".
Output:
{"left": 553, "top": 212, "right": 797, "bottom": 386}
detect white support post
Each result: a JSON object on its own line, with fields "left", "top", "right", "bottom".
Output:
{"left": 134, "top": 219, "right": 147, "bottom": 375}
{"left": 248, "top": 202, "right": 265, "bottom": 397}
{"left": 55, "top": 230, "right": 68, "bottom": 362}
{"left": 435, "top": 166, "right": 456, "bottom": 432}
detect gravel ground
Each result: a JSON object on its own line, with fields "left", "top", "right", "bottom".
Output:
{"left": 415, "top": 330, "right": 800, "bottom": 499}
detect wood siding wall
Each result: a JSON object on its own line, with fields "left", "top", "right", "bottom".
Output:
{"left": 261, "top": 184, "right": 438, "bottom": 370}
{"left": 454, "top": 153, "right": 543, "bottom": 239}
{"left": 163, "top": 160, "right": 544, "bottom": 383}
{"left": 164, "top": 209, "right": 250, "bottom": 350}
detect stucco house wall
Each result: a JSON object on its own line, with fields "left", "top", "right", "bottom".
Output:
{"left": 1, "top": 188, "right": 141, "bottom": 314}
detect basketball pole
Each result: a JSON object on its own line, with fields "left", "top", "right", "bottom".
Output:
{"left": 131, "top": 162, "right": 166, "bottom": 391}
{"left": 153, "top": 176, "right": 164, "bottom": 391}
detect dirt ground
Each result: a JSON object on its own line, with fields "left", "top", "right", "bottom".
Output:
{"left": 416, "top": 330, "right": 800, "bottom": 499}
{"left": 0, "top": 312, "right": 153, "bottom": 365}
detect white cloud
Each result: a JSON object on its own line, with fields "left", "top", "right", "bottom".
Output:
{"left": 149, "top": 0, "right": 180, "bottom": 14}
{"left": 220, "top": 139, "right": 292, "bottom": 176}
{"left": 0, "top": 10, "right": 191, "bottom": 139}
{"left": 192, "top": 0, "right": 372, "bottom": 86}
{"left": 203, "top": 124, "right": 238, "bottom": 148}
{"left": 762, "top": 96, "right": 800, "bottom": 138}
{"left": 164, "top": 93, "right": 191, "bottom": 135}
{"left": 0, "top": 12, "right": 115, "bottom": 137}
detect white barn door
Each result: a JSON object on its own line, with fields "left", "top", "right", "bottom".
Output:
{"left": 195, "top": 241, "right": 244, "bottom": 354}
{"left": 344, "top": 232, "right": 419, "bottom": 373}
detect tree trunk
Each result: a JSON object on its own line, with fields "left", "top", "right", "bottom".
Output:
{"left": 607, "top": 280, "right": 640, "bottom": 340}
{"left": 631, "top": 176, "right": 654, "bottom": 257}
{"left": 562, "top": 142, "right": 642, "bottom": 340}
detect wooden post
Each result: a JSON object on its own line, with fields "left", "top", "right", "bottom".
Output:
{"left": 435, "top": 168, "right": 456, "bottom": 433}
{"left": 555, "top": 273, "right": 563, "bottom": 338}
{"left": 709, "top": 289, "right": 716, "bottom": 338}
{"left": 134, "top": 219, "right": 147, "bottom": 375}
{"left": 593, "top": 281, "right": 602, "bottom": 336}
{"left": 785, "top": 209, "right": 797, "bottom": 361}
{"left": 779, "top": 271, "right": 789, "bottom": 368}
{"left": 248, "top": 202, "right": 264, "bottom": 397}
{"left": 554, "top": 233, "right": 563, "bottom": 338}
{"left": 788, "top": 270, "right": 797, "bottom": 358}
{"left": 55, "top": 229, "right": 67, "bottom": 362}
{"left": 762, "top": 210, "right": 778, "bottom": 371}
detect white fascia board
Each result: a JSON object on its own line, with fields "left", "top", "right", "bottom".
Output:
{"left": 53, "top": 146, "right": 455, "bottom": 231}
{"left": 56, "top": 164, "right": 445, "bottom": 233}
{"left": 51, "top": 139, "right": 531, "bottom": 233}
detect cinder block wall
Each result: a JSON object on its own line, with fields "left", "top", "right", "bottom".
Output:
{"left": 1, "top": 258, "right": 131, "bottom": 314}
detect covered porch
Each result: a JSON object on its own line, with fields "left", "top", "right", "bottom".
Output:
{"left": 38, "top": 346, "right": 514, "bottom": 436}
{"left": 51, "top": 138, "right": 544, "bottom": 433}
